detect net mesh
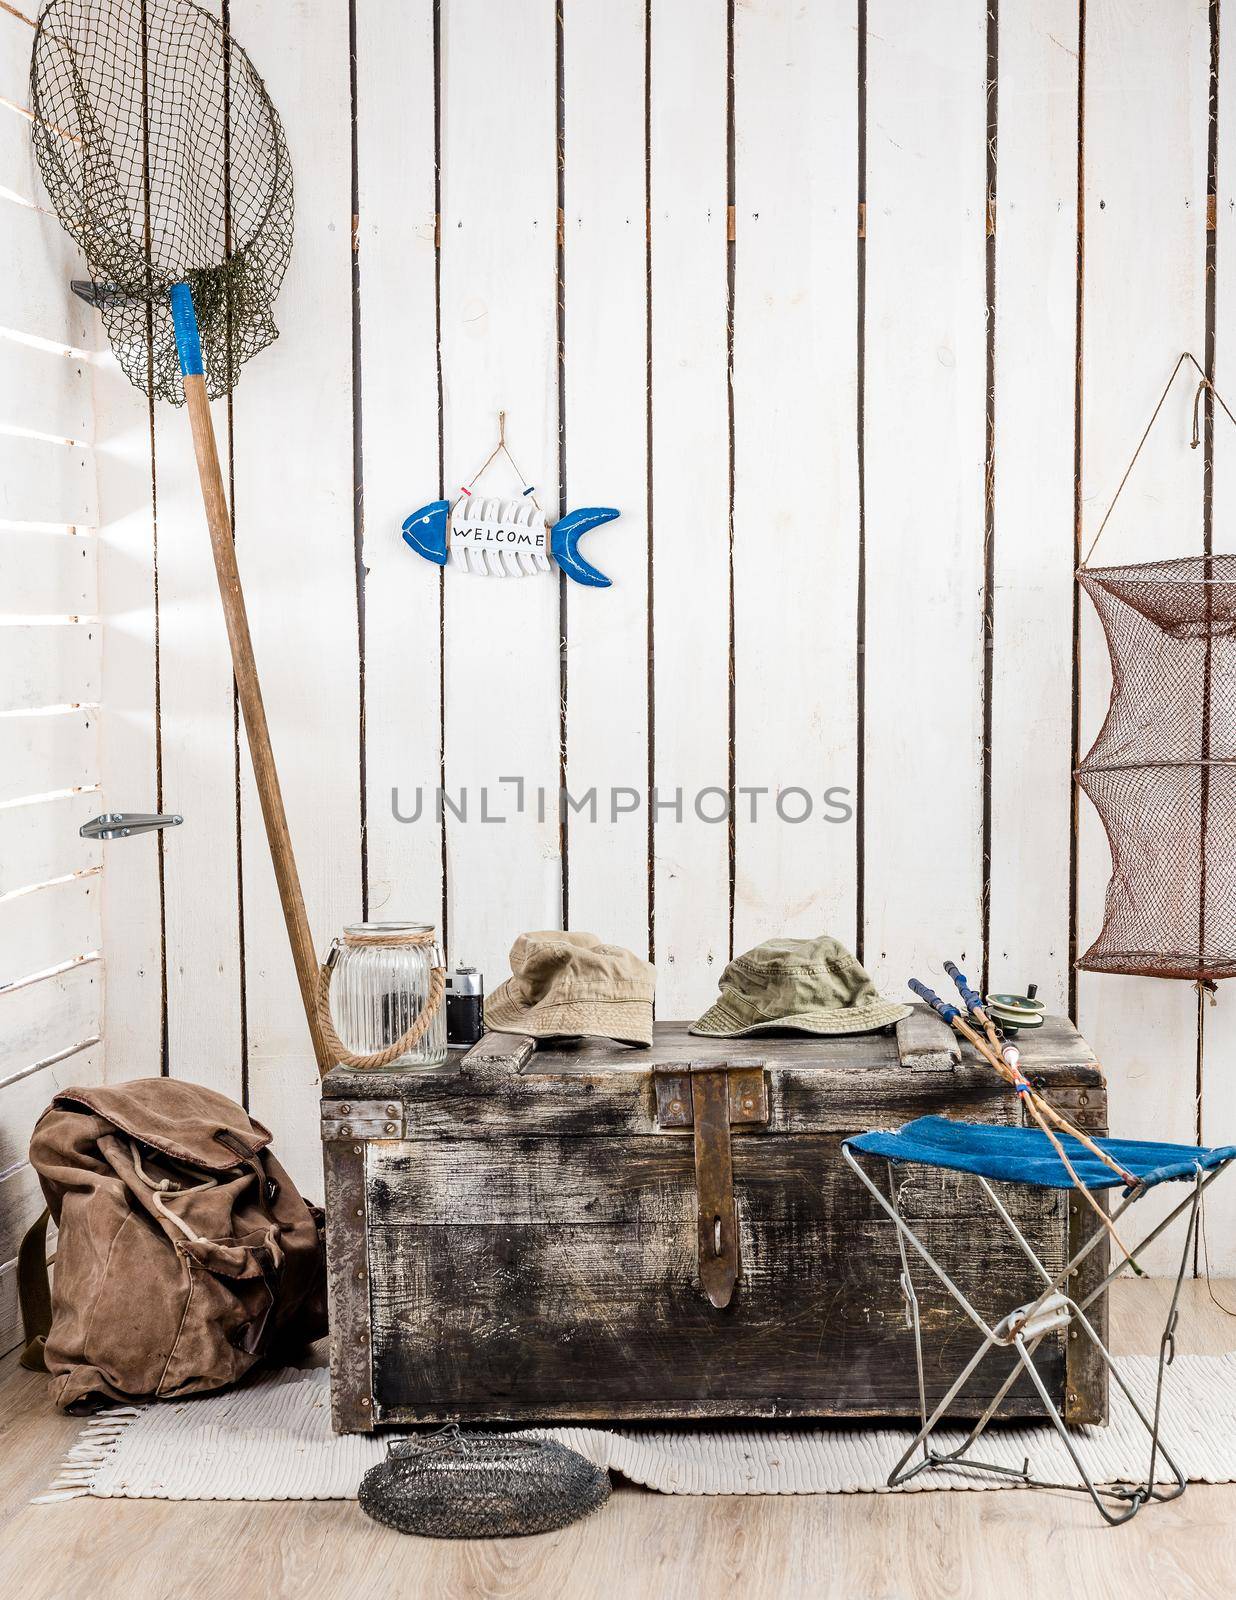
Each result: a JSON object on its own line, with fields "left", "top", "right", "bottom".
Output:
{"left": 1078, "top": 554, "right": 1236, "bottom": 981}
{"left": 358, "top": 1431, "right": 611, "bottom": 1540}
{"left": 29, "top": 0, "right": 292, "bottom": 404}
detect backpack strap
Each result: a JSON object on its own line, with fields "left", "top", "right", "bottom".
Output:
{"left": 17, "top": 1207, "right": 52, "bottom": 1373}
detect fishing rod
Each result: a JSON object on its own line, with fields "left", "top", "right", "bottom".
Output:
{"left": 940, "top": 962, "right": 1136, "bottom": 1188}
{"left": 910, "top": 971, "right": 1142, "bottom": 1271}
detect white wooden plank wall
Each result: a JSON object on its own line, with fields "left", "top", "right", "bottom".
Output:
{"left": 1076, "top": 0, "right": 1211, "bottom": 1271}
{"left": 155, "top": 0, "right": 241, "bottom": 1100}
{"left": 562, "top": 0, "right": 650, "bottom": 958}
{"left": 862, "top": 1, "right": 988, "bottom": 997}
{"left": 438, "top": 0, "right": 561, "bottom": 985}
{"left": 988, "top": 0, "right": 1079, "bottom": 1015}
{"left": 0, "top": 1, "right": 103, "bottom": 1354}
{"left": 731, "top": 0, "right": 859, "bottom": 956}
{"left": 356, "top": 0, "right": 443, "bottom": 938}
{"left": 649, "top": 0, "right": 730, "bottom": 1017}
{"left": 6, "top": 0, "right": 1236, "bottom": 1270}
{"left": 229, "top": 0, "right": 360, "bottom": 1196}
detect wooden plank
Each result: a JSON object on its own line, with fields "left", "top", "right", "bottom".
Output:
{"left": 0, "top": 1250, "right": 48, "bottom": 1361}
{"left": 1201, "top": 0, "right": 1236, "bottom": 1276}
{"left": 648, "top": 0, "right": 730, "bottom": 1017}
{"left": 561, "top": 0, "right": 650, "bottom": 956}
{"left": 366, "top": 1133, "right": 1055, "bottom": 1228}
{"left": 0, "top": 96, "right": 38, "bottom": 207}
{"left": 150, "top": 0, "right": 239, "bottom": 1102}
{"left": 731, "top": 0, "right": 859, "bottom": 953}
{"left": 0, "top": 434, "right": 95, "bottom": 527}
{"left": 0, "top": 529, "right": 95, "bottom": 615}
{"left": 324, "top": 1036, "right": 1099, "bottom": 1142}
{"left": 0, "top": 11, "right": 34, "bottom": 109}
{"left": 331, "top": 1012, "right": 1096, "bottom": 1088}
{"left": 0, "top": 872, "right": 99, "bottom": 988}
{"left": 323, "top": 1139, "right": 372, "bottom": 1432}
{"left": 0, "top": 959, "right": 100, "bottom": 1080}
{"left": 438, "top": 0, "right": 561, "bottom": 982}
{"left": 0, "top": 1041, "right": 100, "bottom": 1169}
{"left": 1075, "top": 0, "right": 1209, "bottom": 1272}
{"left": 0, "top": 201, "right": 90, "bottom": 350}
{"left": 94, "top": 347, "right": 162, "bottom": 1079}
{"left": 156, "top": 384, "right": 243, "bottom": 1091}
{"left": 987, "top": 0, "right": 1079, "bottom": 1014}
{"left": 0, "top": 789, "right": 100, "bottom": 893}
{"left": 0, "top": 704, "right": 96, "bottom": 803}
{"left": 0, "top": 1162, "right": 47, "bottom": 1268}
{"left": 0, "top": 621, "right": 98, "bottom": 712}
{"left": 894, "top": 1006, "right": 962, "bottom": 1067}
{"left": 354, "top": 0, "right": 443, "bottom": 935}
{"left": 232, "top": 0, "right": 360, "bottom": 1198}
{"left": 0, "top": 335, "right": 92, "bottom": 441}
{"left": 861, "top": 3, "right": 988, "bottom": 995}
{"left": 1200, "top": 996, "right": 1236, "bottom": 1274}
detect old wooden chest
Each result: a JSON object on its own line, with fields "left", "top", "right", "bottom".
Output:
{"left": 321, "top": 1010, "right": 1108, "bottom": 1433}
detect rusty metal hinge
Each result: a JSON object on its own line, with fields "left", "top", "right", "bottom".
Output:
{"left": 653, "top": 1062, "right": 767, "bottom": 1309}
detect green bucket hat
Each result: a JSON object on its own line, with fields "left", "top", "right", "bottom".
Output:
{"left": 690, "top": 935, "right": 911, "bottom": 1038}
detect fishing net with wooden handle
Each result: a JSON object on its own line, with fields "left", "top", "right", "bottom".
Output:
{"left": 29, "top": 0, "right": 292, "bottom": 405}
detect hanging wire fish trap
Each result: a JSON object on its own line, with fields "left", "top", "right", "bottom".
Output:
{"left": 1077, "top": 552, "right": 1236, "bottom": 981}
{"left": 357, "top": 1430, "right": 612, "bottom": 1539}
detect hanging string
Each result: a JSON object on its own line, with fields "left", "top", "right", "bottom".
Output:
{"left": 1080, "top": 350, "right": 1236, "bottom": 569}
{"left": 1198, "top": 1179, "right": 1236, "bottom": 1319}
{"left": 460, "top": 411, "right": 543, "bottom": 514}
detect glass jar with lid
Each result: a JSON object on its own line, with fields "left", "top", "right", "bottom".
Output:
{"left": 321, "top": 921, "right": 448, "bottom": 1071}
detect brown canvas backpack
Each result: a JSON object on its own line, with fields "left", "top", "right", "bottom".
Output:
{"left": 22, "top": 1078, "right": 327, "bottom": 1411}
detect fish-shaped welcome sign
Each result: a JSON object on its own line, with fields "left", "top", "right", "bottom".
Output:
{"left": 402, "top": 496, "right": 619, "bottom": 588}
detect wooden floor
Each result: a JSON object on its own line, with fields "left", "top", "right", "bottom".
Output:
{"left": 1, "top": 1281, "right": 1235, "bottom": 1600}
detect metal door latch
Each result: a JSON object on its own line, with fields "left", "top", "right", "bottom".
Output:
{"left": 79, "top": 812, "right": 184, "bottom": 841}
{"left": 653, "top": 1061, "right": 768, "bottom": 1310}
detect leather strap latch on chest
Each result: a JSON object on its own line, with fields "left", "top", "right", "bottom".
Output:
{"left": 653, "top": 1062, "right": 768, "bottom": 1310}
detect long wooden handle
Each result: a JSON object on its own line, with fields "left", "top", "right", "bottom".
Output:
{"left": 172, "top": 286, "right": 334, "bottom": 1076}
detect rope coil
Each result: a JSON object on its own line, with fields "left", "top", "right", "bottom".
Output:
{"left": 317, "top": 927, "right": 445, "bottom": 1070}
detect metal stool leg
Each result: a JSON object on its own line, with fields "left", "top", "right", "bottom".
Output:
{"left": 889, "top": 1165, "right": 930, "bottom": 1459}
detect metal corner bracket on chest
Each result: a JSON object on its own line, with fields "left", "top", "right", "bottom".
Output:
{"left": 320, "top": 1101, "right": 407, "bottom": 1141}
{"left": 652, "top": 1061, "right": 768, "bottom": 1309}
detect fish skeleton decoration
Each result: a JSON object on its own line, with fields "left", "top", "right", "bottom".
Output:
{"left": 402, "top": 496, "right": 619, "bottom": 588}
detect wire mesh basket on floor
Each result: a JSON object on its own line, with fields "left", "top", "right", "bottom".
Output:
{"left": 358, "top": 1430, "right": 612, "bottom": 1540}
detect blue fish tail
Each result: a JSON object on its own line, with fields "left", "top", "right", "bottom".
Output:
{"left": 551, "top": 506, "right": 619, "bottom": 588}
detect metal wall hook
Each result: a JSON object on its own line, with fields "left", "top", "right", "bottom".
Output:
{"left": 79, "top": 813, "right": 184, "bottom": 841}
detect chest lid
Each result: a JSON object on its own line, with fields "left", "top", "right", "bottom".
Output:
{"left": 321, "top": 1008, "right": 1100, "bottom": 1110}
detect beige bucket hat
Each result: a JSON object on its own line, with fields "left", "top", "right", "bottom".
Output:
{"left": 485, "top": 930, "right": 656, "bottom": 1047}
{"left": 691, "top": 934, "right": 910, "bottom": 1038}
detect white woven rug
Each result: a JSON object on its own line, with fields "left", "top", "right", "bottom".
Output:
{"left": 39, "top": 1356, "right": 1236, "bottom": 1501}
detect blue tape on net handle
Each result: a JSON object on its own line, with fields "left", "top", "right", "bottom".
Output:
{"left": 169, "top": 283, "right": 204, "bottom": 378}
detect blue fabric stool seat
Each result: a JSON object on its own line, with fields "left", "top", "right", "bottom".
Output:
{"left": 842, "top": 1115, "right": 1236, "bottom": 1525}
{"left": 848, "top": 1115, "right": 1236, "bottom": 1192}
